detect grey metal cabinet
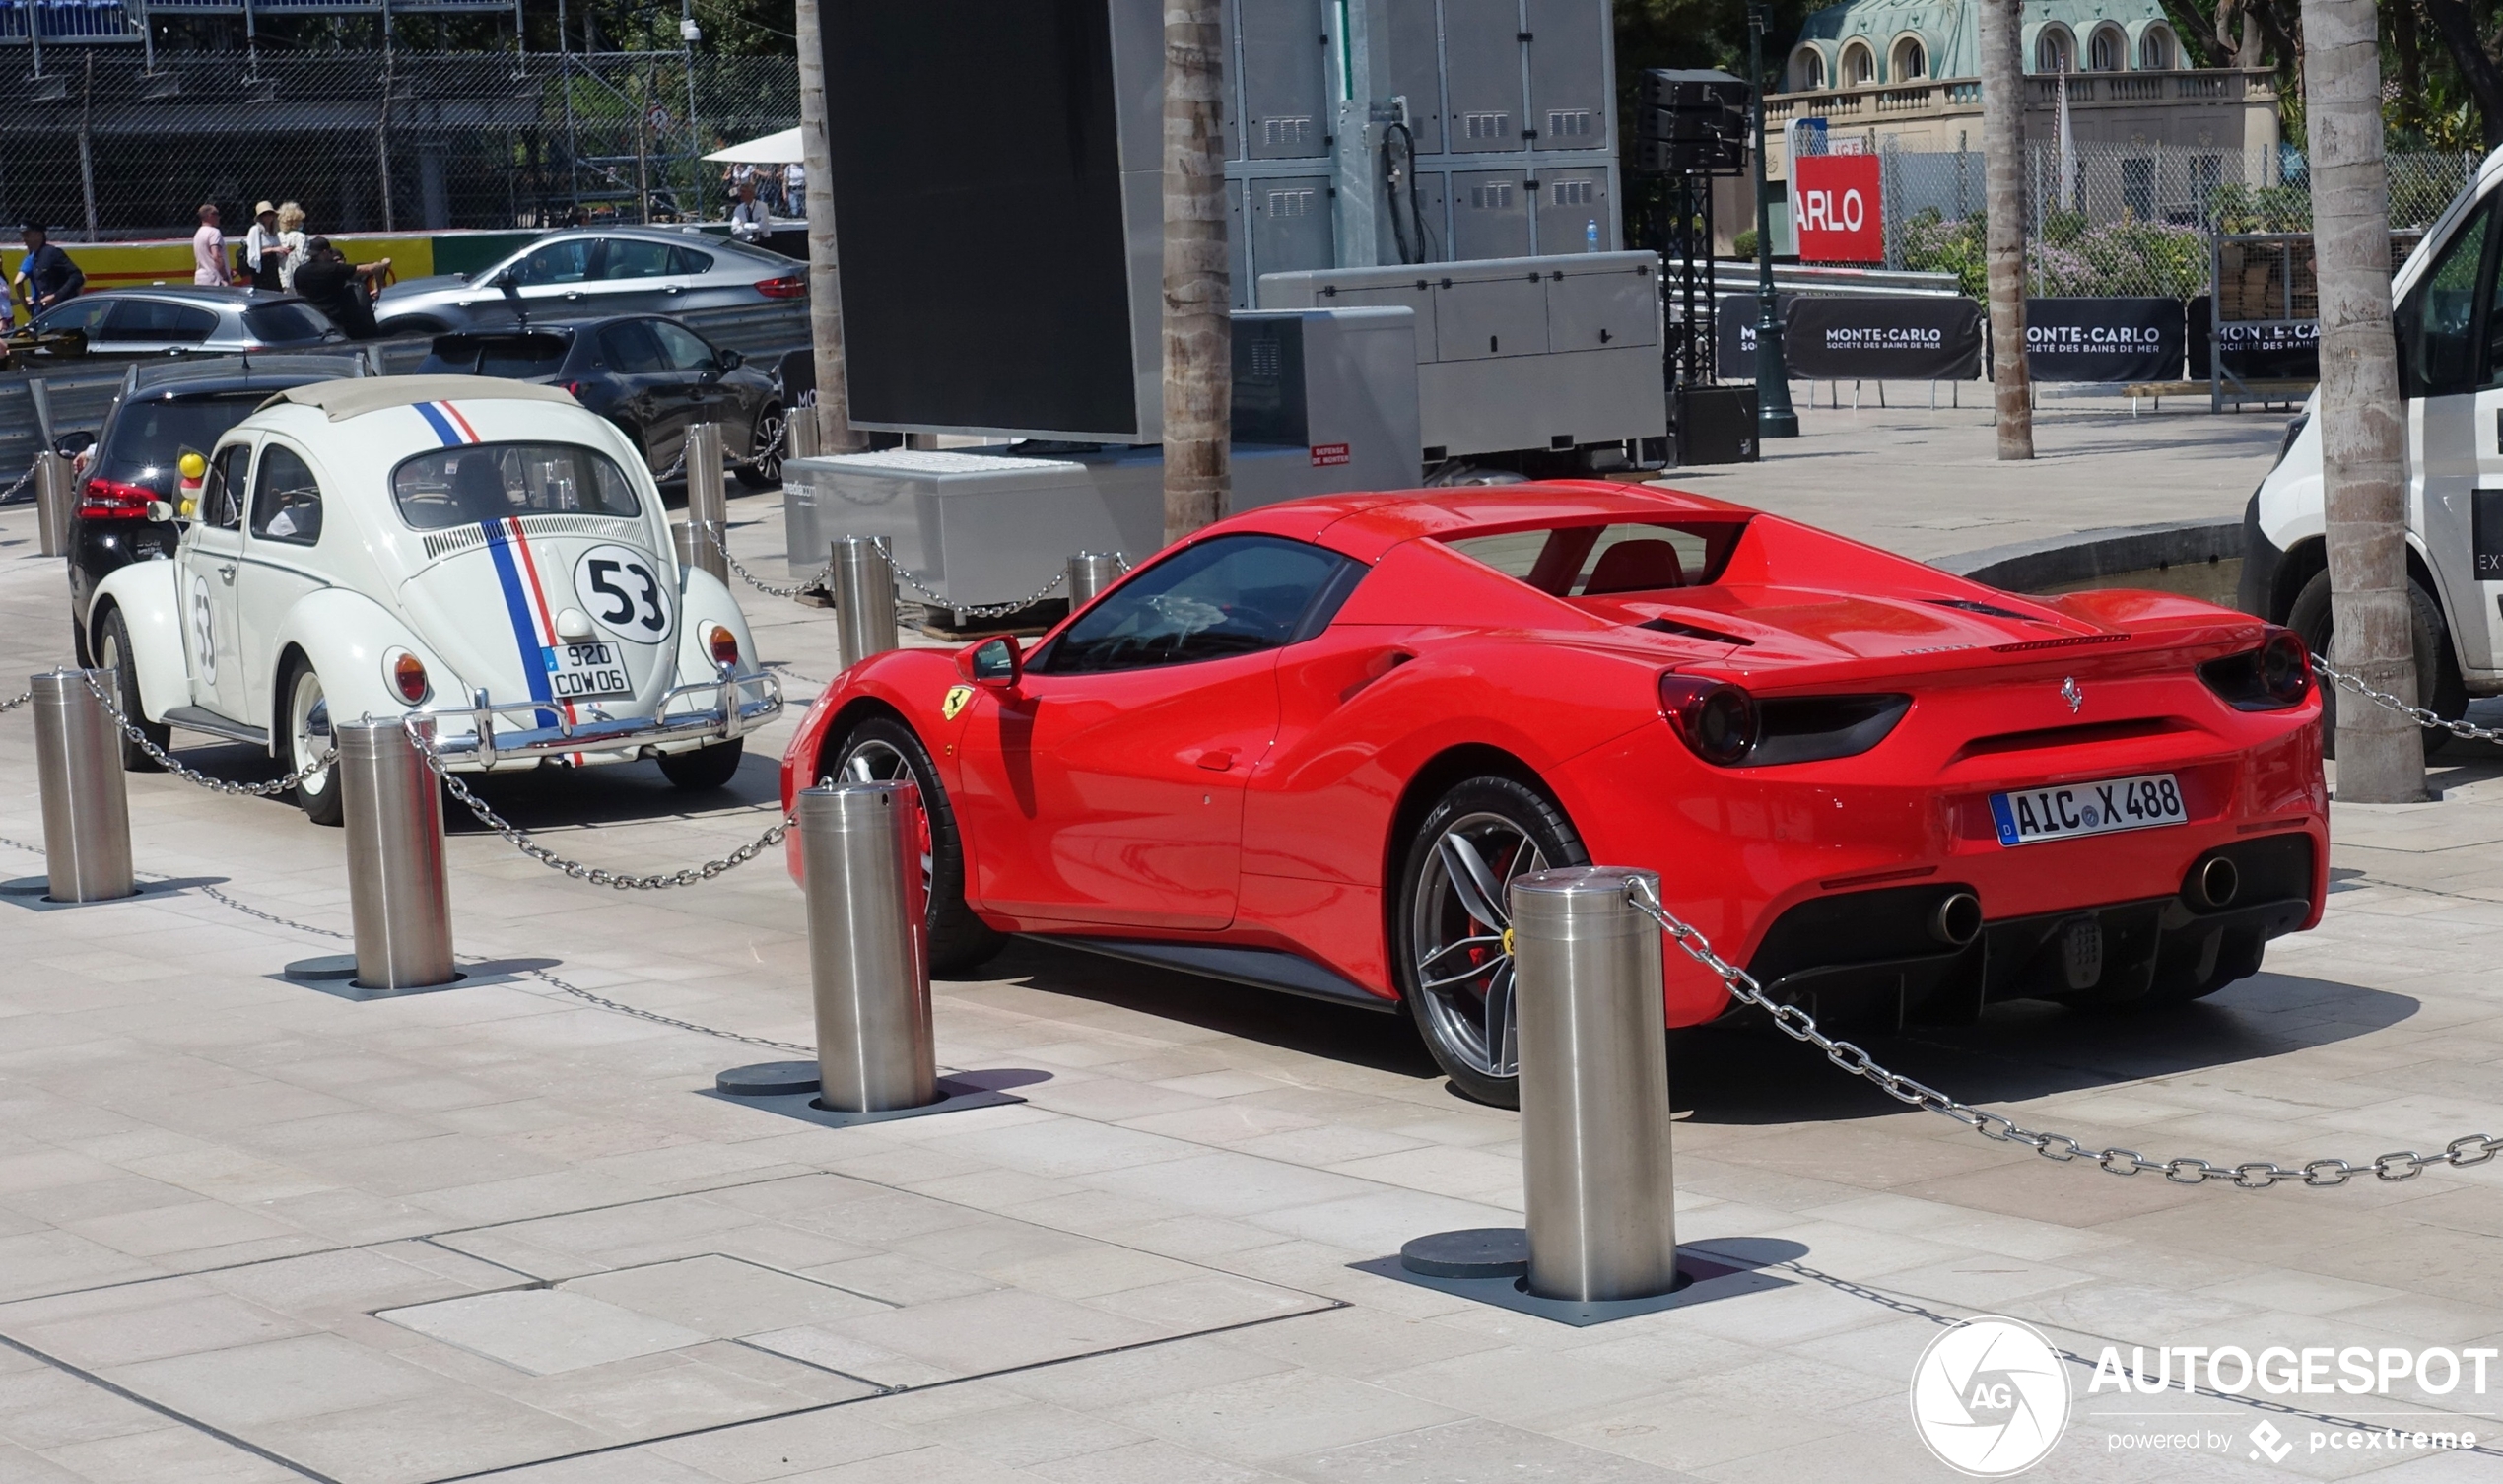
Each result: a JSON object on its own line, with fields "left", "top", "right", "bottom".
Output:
{"left": 1524, "top": 0, "right": 1607, "bottom": 149}
{"left": 1324, "top": 277, "right": 1440, "bottom": 360}
{"left": 1451, "top": 170, "right": 1531, "bottom": 260}
{"left": 1240, "top": 0, "right": 1331, "bottom": 160}
{"left": 1442, "top": 0, "right": 1526, "bottom": 153}
{"left": 1252, "top": 175, "right": 1337, "bottom": 279}
{"left": 1434, "top": 268, "right": 1548, "bottom": 361}
{"left": 1384, "top": 0, "right": 1447, "bottom": 155}
{"left": 1378, "top": 169, "right": 1450, "bottom": 268}
{"left": 1532, "top": 170, "right": 1610, "bottom": 256}
{"left": 1545, "top": 261, "right": 1656, "bottom": 351}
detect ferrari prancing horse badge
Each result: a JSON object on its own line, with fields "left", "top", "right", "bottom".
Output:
{"left": 942, "top": 685, "right": 974, "bottom": 720}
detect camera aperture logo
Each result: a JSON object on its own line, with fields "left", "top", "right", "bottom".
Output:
{"left": 1910, "top": 1316, "right": 2072, "bottom": 1476}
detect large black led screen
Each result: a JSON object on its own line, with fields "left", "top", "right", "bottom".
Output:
{"left": 823, "top": 0, "right": 1138, "bottom": 437}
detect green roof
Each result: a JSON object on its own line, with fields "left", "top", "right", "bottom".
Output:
{"left": 1792, "top": 0, "right": 2183, "bottom": 85}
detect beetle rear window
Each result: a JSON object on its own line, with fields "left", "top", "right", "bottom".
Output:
{"left": 391, "top": 442, "right": 642, "bottom": 530}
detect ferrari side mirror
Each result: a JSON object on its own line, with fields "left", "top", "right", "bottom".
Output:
{"left": 958, "top": 636, "right": 1022, "bottom": 689}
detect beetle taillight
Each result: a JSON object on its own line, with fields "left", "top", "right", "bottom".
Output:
{"left": 385, "top": 648, "right": 430, "bottom": 705}
{"left": 704, "top": 623, "right": 739, "bottom": 670}
{"left": 1658, "top": 673, "right": 1758, "bottom": 766}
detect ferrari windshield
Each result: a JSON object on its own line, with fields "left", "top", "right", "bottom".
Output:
{"left": 391, "top": 442, "right": 642, "bottom": 529}
{"left": 1046, "top": 534, "right": 1353, "bottom": 672}
{"left": 1443, "top": 519, "right": 1746, "bottom": 596}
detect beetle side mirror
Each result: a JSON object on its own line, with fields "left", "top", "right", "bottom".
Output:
{"left": 957, "top": 636, "right": 1022, "bottom": 689}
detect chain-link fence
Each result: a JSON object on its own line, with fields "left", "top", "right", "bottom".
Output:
{"left": 0, "top": 48, "right": 797, "bottom": 239}
{"left": 1870, "top": 141, "right": 2479, "bottom": 300}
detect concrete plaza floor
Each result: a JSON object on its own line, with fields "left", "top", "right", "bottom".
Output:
{"left": 1, "top": 407, "right": 2500, "bottom": 1484}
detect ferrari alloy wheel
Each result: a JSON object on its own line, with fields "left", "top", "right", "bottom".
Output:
{"left": 1396, "top": 776, "right": 1589, "bottom": 1108}
{"left": 97, "top": 609, "right": 168, "bottom": 773}
{"left": 735, "top": 403, "right": 784, "bottom": 491}
{"left": 827, "top": 715, "right": 1005, "bottom": 975}
{"left": 287, "top": 663, "right": 343, "bottom": 827}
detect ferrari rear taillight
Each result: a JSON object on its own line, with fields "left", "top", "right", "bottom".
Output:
{"left": 2197, "top": 627, "right": 2312, "bottom": 711}
{"left": 78, "top": 478, "right": 156, "bottom": 520}
{"left": 1658, "top": 674, "right": 1757, "bottom": 766}
{"left": 754, "top": 274, "right": 807, "bottom": 300}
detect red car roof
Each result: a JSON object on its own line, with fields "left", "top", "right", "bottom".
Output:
{"left": 1216, "top": 480, "right": 1751, "bottom": 563}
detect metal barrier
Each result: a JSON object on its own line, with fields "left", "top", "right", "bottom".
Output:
{"left": 339, "top": 719, "right": 457, "bottom": 990}
{"left": 30, "top": 669, "right": 134, "bottom": 903}
{"left": 830, "top": 536, "right": 901, "bottom": 670}
{"left": 798, "top": 780, "right": 937, "bottom": 1112}
{"left": 684, "top": 423, "right": 730, "bottom": 585}
{"left": 34, "top": 452, "right": 72, "bottom": 558}
{"left": 1513, "top": 866, "right": 1680, "bottom": 1302}
{"left": 786, "top": 402, "right": 822, "bottom": 461}
{"left": 1066, "top": 552, "right": 1124, "bottom": 609}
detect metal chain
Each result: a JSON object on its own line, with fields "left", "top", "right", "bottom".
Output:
{"left": 77, "top": 671, "right": 335, "bottom": 797}
{"left": 2311, "top": 651, "right": 2503, "bottom": 743}
{"left": 407, "top": 727, "right": 789, "bottom": 890}
{"left": 522, "top": 965, "right": 813, "bottom": 1053}
{"left": 0, "top": 690, "right": 29, "bottom": 714}
{"left": 695, "top": 519, "right": 830, "bottom": 599}
{"left": 1620, "top": 877, "right": 2503, "bottom": 1189}
{"left": 654, "top": 418, "right": 787, "bottom": 487}
{"left": 869, "top": 541, "right": 1068, "bottom": 620}
{"left": 0, "top": 458, "right": 37, "bottom": 506}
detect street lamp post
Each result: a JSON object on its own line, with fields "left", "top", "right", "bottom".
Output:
{"left": 1748, "top": 2, "right": 1798, "bottom": 438}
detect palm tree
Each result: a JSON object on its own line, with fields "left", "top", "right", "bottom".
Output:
{"left": 1161, "top": 0, "right": 1230, "bottom": 544}
{"left": 1979, "top": 0, "right": 2033, "bottom": 459}
{"left": 793, "top": 0, "right": 859, "bottom": 453}
{"left": 2304, "top": 0, "right": 2424, "bottom": 801}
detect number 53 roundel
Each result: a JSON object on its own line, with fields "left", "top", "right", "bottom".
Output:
{"left": 574, "top": 543, "right": 673, "bottom": 640}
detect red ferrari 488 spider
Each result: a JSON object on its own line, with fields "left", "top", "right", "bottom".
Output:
{"left": 781, "top": 482, "right": 2327, "bottom": 1106}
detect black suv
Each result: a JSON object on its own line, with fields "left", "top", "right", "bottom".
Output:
{"left": 415, "top": 315, "right": 784, "bottom": 488}
{"left": 66, "top": 352, "right": 373, "bottom": 665}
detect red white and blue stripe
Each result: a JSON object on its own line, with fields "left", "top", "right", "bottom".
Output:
{"left": 413, "top": 400, "right": 483, "bottom": 446}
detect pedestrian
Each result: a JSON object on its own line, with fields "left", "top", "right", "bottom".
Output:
{"left": 781, "top": 159, "right": 806, "bottom": 217}
{"left": 243, "top": 201, "right": 285, "bottom": 293}
{"left": 274, "top": 202, "right": 309, "bottom": 292}
{"left": 729, "top": 180, "right": 771, "bottom": 243}
{"left": 191, "top": 203, "right": 229, "bottom": 286}
{"left": 11, "top": 224, "right": 86, "bottom": 326}
{"left": 291, "top": 236, "right": 390, "bottom": 340}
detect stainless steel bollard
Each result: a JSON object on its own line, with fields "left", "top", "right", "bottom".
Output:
{"left": 34, "top": 452, "right": 74, "bottom": 558}
{"left": 671, "top": 520, "right": 700, "bottom": 575}
{"left": 1066, "top": 551, "right": 1123, "bottom": 609}
{"left": 800, "top": 780, "right": 936, "bottom": 1112}
{"left": 684, "top": 422, "right": 730, "bottom": 584}
{"left": 830, "top": 535, "right": 900, "bottom": 671}
{"left": 337, "top": 718, "right": 457, "bottom": 990}
{"left": 785, "top": 401, "right": 822, "bottom": 460}
{"left": 1512, "top": 865, "right": 1679, "bottom": 1303}
{"left": 31, "top": 670, "right": 134, "bottom": 903}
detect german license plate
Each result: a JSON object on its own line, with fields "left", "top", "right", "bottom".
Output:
{"left": 1991, "top": 773, "right": 2185, "bottom": 846}
{"left": 543, "top": 641, "right": 632, "bottom": 700}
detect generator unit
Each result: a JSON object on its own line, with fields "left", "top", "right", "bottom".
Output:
{"left": 819, "top": 0, "right": 1624, "bottom": 445}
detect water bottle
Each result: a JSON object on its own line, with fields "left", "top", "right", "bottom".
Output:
{"left": 1586, "top": 219, "right": 1600, "bottom": 253}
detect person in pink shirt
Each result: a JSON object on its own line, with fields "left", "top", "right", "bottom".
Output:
{"left": 191, "top": 203, "right": 228, "bottom": 286}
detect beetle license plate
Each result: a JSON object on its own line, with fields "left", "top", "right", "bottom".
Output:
{"left": 1990, "top": 773, "right": 2185, "bottom": 846}
{"left": 543, "top": 641, "right": 632, "bottom": 701}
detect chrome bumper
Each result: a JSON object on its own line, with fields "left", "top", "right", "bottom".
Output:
{"left": 414, "top": 669, "right": 783, "bottom": 769}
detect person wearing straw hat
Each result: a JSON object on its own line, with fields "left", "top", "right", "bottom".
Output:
{"left": 243, "top": 201, "right": 285, "bottom": 293}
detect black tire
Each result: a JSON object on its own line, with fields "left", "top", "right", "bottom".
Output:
{"left": 1393, "top": 776, "right": 1590, "bottom": 1109}
{"left": 282, "top": 658, "right": 343, "bottom": 827}
{"left": 2286, "top": 570, "right": 2466, "bottom": 759}
{"left": 658, "top": 739, "right": 743, "bottom": 790}
{"left": 822, "top": 714, "right": 1005, "bottom": 976}
{"left": 95, "top": 608, "right": 168, "bottom": 773}
{"left": 734, "top": 402, "right": 783, "bottom": 491}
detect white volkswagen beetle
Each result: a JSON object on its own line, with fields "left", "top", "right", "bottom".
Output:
{"left": 85, "top": 374, "right": 781, "bottom": 823}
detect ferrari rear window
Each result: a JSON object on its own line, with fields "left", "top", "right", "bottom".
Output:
{"left": 1442, "top": 520, "right": 1745, "bottom": 596}
{"left": 391, "top": 442, "right": 642, "bottom": 529}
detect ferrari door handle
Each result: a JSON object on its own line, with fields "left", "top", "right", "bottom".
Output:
{"left": 1196, "top": 749, "right": 1235, "bottom": 772}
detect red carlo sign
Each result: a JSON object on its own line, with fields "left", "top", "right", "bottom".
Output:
{"left": 1793, "top": 154, "right": 1884, "bottom": 263}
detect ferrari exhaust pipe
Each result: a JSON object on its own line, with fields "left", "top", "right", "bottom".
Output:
{"left": 2188, "top": 856, "right": 2240, "bottom": 911}
{"left": 1928, "top": 891, "right": 1983, "bottom": 948}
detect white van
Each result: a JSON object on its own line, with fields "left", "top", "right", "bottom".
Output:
{"left": 2244, "top": 144, "right": 2503, "bottom": 732}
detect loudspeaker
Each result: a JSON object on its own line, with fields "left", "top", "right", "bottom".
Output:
{"left": 1634, "top": 69, "right": 1752, "bottom": 175}
{"left": 1672, "top": 384, "right": 1759, "bottom": 465}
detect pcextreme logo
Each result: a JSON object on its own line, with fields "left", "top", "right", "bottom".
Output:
{"left": 1909, "top": 1316, "right": 2072, "bottom": 1476}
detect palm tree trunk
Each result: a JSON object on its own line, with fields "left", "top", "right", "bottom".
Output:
{"left": 2304, "top": 0, "right": 2424, "bottom": 801}
{"left": 794, "top": 0, "right": 859, "bottom": 453}
{"left": 1979, "top": 0, "right": 2033, "bottom": 459}
{"left": 1161, "top": 0, "right": 1230, "bottom": 545}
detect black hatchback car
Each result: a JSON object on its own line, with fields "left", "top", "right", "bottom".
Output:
{"left": 66, "top": 352, "right": 373, "bottom": 675}
{"left": 415, "top": 315, "right": 784, "bottom": 488}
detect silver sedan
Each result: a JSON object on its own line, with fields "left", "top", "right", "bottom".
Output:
{"left": 372, "top": 227, "right": 806, "bottom": 336}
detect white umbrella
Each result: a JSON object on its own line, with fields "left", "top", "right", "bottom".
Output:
{"left": 703, "top": 126, "right": 803, "bottom": 164}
